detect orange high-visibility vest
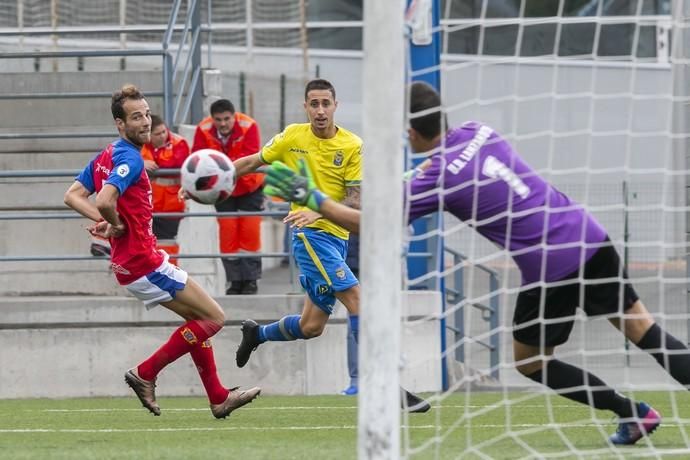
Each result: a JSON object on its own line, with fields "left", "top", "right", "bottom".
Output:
{"left": 141, "top": 132, "right": 189, "bottom": 213}
{"left": 193, "top": 112, "right": 263, "bottom": 196}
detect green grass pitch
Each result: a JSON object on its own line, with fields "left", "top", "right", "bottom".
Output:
{"left": 1, "top": 391, "right": 690, "bottom": 459}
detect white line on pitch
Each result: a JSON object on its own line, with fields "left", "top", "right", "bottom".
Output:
{"left": 36, "top": 404, "right": 579, "bottom": 413}
{"left": 0, "top": 422, "right": 685, "bottom": 434}
{"left": 39, "top": 406, "right": 358, "bottom": 412}
{"left": 0, "top": 425, "right": 435, "bottom": 433}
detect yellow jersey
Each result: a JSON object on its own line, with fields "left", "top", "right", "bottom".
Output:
{"left": 260, "top": 123, "right": 362, "bottom": 240}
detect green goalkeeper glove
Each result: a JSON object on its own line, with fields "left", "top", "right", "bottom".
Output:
{"left": 264, "top": 159, "right": 328, "bottom": 212}
{"left": 403, "top": 167, "right": 423, "bottom": 181}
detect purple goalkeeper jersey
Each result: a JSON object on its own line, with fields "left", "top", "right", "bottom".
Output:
{"left": 407, "top": 121, "right": 607, "bottom": 285}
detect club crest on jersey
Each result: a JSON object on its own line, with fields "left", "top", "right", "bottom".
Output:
{"left": 264, "top": 135, "right": 278, "bottom": 149}
{"left": 116, "top": 164, "right": 130, "bottom": 177}
{"left": 335, "top": 267, "right": 346, "bottom": 280}
{"left": 333, "top": 151, "right": 344, "bottom": 166}
{"left": 180, "top": 327, "right": 198, "bottom": 345}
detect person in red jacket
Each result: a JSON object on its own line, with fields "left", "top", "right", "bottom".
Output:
{"left": 141, "top": 115, "right": 190, "bottom": 266}
{"left": 192, "top": 99, "right": 264, "bottom": 295}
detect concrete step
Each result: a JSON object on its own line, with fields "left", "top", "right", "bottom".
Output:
{"left": 0, "top": 260, "right": 124, "bottom": 296}
{"left": 0, "top": 178, "right": 76, "bottom": 209}
{"left": 0, "top": 70, "right": 163, "bottom": 95}
{"left": 0, "top": 151, "right": 100, "bottom": 209}
{"left": 0, "top": 292, "right": 441, "bottom": 398}
{"left": 0, "top": 215, "right": 93, "bottom": 254}
{"left": 0, "top": 151, "right": 97, "bottom": 170}
{"left": 0, "top": 211, "right": 290, "bottom": 296}
{"left": 0, "top": 130, "right": 117, "bottom": 153}
{"left": 0, "top": 150, "right": 153, "bottom": 209}
{"left": 0, "top": 70, "right": 164, "bottom": 152}
{"left": 0, "top": 71, "right": 162, "bottom": 131}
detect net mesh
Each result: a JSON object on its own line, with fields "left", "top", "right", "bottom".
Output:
{"left": 401, "top": 0, "right": 690, "bottom": 457}
{"left": 0, "top": 0, "right": 307, "bottom": 47}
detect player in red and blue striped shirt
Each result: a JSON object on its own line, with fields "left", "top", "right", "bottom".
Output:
{"left": 64, "top": 84, "right": 259, "bottom": 419}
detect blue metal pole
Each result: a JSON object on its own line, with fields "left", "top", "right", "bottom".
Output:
{"left": 407, "top": 0, "right": 445, "bottom": 389}
{"left": 407, "top": 0, "right": 441, "bottom": 289}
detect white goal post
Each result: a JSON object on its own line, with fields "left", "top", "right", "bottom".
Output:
{"left": 358, "top": 0, "right": 406, "bottom": 459}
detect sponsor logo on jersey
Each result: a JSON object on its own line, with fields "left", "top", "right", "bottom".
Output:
{"left": 201, "top": 339, "right": 212, "bottom": 348}
{"left": 181, "top": 327, "right": 198, "bottom": 345}
{"left": 117, "top": 164, "right": 130, "bottom": 177}
{"left": 289, "top": 147, "right": 309, "bottom": 155}
{"left": 333, "top": 151, "right": 344, "bottom": 166}
{"left": 95, "top": 163, "right": 111, "bottom": 175}
{"left": 110, "top": 263, "right": 131, "bottom": 275}
{"left": 335, "top": 267, "right": 346, "bottom": 280}
{"left": 317, "top": 284, "right": 329, "bottom": 295}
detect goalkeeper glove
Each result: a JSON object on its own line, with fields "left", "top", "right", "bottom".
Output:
{"left": 403, "top": 167, "right": 423, "bottom": 181}
{"left": 264, "top": 159, "right": 328, "bottom": 212}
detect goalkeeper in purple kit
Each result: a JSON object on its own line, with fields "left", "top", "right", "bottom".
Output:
{"left": 262, "top": 81, "right": 690, "bottom": 446}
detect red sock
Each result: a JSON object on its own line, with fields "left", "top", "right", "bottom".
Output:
{"left": 190, "top": 339, "right": 230, "bottom": 405}
{"left": 138, "top": 320, "right": 222, "bottom": 382}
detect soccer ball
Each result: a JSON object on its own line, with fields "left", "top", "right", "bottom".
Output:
{"left": 181, "top": 149, "right": 236, "bottom": 204}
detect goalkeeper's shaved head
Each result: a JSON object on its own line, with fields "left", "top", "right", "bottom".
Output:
{"left": 409, "top": 81, "right": 443, "bottom": 140}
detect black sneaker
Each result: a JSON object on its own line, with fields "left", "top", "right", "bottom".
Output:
{"left": 236, "top": 319, "right": 261, "bottom": 368}
{"left": 241, "top": 280, "right": 258, "bottom": 295}
{"left": 226, "top": 281, "right": 242, "bottom": 295}
{"left": 401, "top": 387, "right": 431, "bottom": 413}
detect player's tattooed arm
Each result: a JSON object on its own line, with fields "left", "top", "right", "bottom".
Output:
{"left": 341, "top": 185, "right": 361, "bottom": 209}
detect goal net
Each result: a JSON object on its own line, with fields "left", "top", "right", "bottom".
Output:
{"left": 397, "top": 0, "right": 690, "bottom": 457}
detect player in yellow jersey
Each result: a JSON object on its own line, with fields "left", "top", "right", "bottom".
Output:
{"left": 231, "top": 78, "right": 429, "bottom": 412}
{"left": 233, "top": 79, "right": 362, "bottom": 360}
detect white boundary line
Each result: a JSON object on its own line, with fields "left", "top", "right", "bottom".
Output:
{"left": 0, "top": 422, "right": 687, "bottom": 434}
{"left": 0, "top": 425, "right": 433, "bottom": 433}
{"left": 28, "top": 403, "right": 582, "bottom": 413}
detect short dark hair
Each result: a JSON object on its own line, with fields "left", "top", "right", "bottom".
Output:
{"left": 409, "top": 81, "right": 442, "bottom": 140}
{"left": 150, "top": 114, "right": 165, "bottom": 130}
{"left": 111, "top": 84, "right": 146, "bottom": 120}
{"left": 304, "top": 79, "right": 336, "bottom": 100}
{"left": 210, "top": 99, "right": 235, "bottom": 115}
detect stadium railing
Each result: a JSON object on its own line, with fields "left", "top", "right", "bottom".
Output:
{"left": 444, "top": 246, "right": 501, "bottom": 381}
{"left": 0, "top": 167, "right": 300, "bottom": 290}
{"left": 0, "top": 0, "right": 202, "bottom": 134}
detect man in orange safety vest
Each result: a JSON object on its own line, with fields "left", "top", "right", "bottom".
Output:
{"left": 192, "top": 99, "right": 264, "bottom": 295}
{"left": 141, "top": 114, "right": 190, "bottom": 265}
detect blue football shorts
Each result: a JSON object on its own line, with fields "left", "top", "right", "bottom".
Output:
{"left": 292, "top": 228, "right": 359, "bottom": 315}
